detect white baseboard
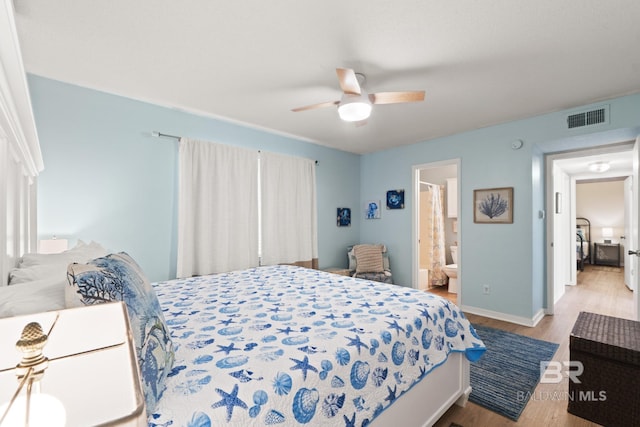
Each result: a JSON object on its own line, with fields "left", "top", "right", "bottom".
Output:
{"left": 460, "top": 305, "right": 546, "bottom": 327}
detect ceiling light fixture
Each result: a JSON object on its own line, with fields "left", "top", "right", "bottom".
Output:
{"left": 588, "top": 161, "right": 610, "bottom": 173}
{"left": 337, "top": 92, "right": 372, "bottom": 122}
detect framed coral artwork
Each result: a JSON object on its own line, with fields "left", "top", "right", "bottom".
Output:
{"left": 473, "top": 187, "right": 513, "bottom": 224}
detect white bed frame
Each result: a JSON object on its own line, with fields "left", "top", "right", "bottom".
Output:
{"left": 0, "top": 0, "right": 43, "bottom": 286}
{"left": 373, "top": 352, "right": 470, "bottom": 427}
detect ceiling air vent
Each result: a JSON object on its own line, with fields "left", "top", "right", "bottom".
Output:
{"left": 566, "top": 105, "right": 609, "bottom": 129}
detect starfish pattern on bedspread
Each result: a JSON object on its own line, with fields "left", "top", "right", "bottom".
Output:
{"left": 345, "top": 334, "right": 369, "bottom": 355}
{"left": 217, "top": 343, "right": 241, "bottom": 355}
{"left": 289, "top": 355, "right": 318, "bottom": 381}
{"left": 212, "top": 384, "right": 248, "bottom": 422}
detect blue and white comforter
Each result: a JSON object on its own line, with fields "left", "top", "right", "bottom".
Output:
{"left": 149, "top": 265, "right": 485, "bottom": 426}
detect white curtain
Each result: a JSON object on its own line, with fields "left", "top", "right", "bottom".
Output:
{"left": 260, "top": 151, "right": 318, "bottom": 267}
{"left": 177, "top": 138, "right": 259, "bottom": 277}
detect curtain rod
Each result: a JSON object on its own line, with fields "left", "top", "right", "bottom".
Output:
{"left": 151, "top": 131, "right": 180, "bottom": 140}
{"left": 151, "top": 131, "right": 318, "bottom": 164}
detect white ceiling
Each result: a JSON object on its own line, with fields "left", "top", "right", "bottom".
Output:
{"left": 555, "top": 149, "right": 633, "bottom": 181}
{"left": 13, "top": 0, "right": 640, "bottom": 154}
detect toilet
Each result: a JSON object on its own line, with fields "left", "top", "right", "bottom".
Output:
{"left": 442, "top": 246, "right": 458, "bottom": 294}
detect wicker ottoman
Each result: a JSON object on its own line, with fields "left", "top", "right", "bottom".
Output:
{"left": 568, "top": 311, "right": 640, "bottom": 426}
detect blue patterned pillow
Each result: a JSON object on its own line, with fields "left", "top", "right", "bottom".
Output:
{"left": 66, "top": 252, "right": 174, "bottom": 413}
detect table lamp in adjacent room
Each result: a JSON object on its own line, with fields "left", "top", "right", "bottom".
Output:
{"left": 0, "top": 302, "right": 146, "bottom": 427}
{"left": 602, "top": 227, "right": 613, "bottom": 244}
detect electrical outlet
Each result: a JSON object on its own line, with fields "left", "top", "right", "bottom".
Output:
{"left": 482, "top": 285, "right": 490, "bottom": 295}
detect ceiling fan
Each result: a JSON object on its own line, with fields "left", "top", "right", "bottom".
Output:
{"left": 292, "top": 68, "right": 425, "bottom": 123}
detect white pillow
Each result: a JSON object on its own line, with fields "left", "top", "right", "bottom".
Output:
{"left": 18, "top": 240, "right": 108, "bottom": 269}
{"left": 0, "top": 277, "right": 66, "bottom": 318}
{"left": 9, "top": 241, "right": 109, "bottom": 286}
{"left": 9, "top": 263, "right": 64, "bottom": 285}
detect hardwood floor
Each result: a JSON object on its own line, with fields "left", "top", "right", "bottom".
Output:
{"left": 430, "top": 264, "right": 634, "bottom": 427}
{"left": 428, "top": 282, "right": 457, "bottom": 304}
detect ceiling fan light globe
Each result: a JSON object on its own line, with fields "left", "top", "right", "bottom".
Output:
{"left": 338, "top": 101, "right": 372, "bottom": 122}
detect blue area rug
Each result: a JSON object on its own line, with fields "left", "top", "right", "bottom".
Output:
{"left": 469, "top": 325, "right": 559, "bottom": 421}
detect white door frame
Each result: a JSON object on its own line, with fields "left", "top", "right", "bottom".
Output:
{"left": 412, "top": 159, "right": 461, "bottom": 299}
{"left": 623, "top": 176, "right": 635, "bottom": 290}
{"left": 631, "top": 137, "right": 639, "bottom": 319}
{"left": 545, "top": 143, "right": 635, "bottom": 315}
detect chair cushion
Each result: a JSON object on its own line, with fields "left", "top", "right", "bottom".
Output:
{"left": 353, "top": 244, "right": 385, "bottom": 273}
{"left": 66, "top": 252, "right": 174, "bottom": 413}
{"left": 354, "top": 271, "right": 394, "bottom": 284}
{"left": 348, "top": 244, "right": 390, "bottom": 272}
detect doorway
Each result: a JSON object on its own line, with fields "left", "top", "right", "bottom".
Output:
{"left": 412, "top": 160, "right": 460, "bottom": 304}
{"left": 545, "top": 143, "right": 634, "bottom": 314}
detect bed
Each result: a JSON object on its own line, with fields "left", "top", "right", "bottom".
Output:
{"left": 1, "top": 250, "right": 485, "bottom": 427}
{"left": 149, "top": 265, "right": 485, "bottom": 426}
{"left": 576, "top": 217, "right": 591, "bottom": 271}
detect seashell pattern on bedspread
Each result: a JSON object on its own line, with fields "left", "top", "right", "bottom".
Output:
{"left": 149, "top": 265, "right": 485, "bottom": 426}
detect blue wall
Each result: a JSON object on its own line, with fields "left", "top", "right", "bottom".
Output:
{"left": 29, "top": 74, "right": 640, "bottom": 323}
{"left": 359, "top": 94, "right": 640, "bottom": 322}
{"left": 28, "top": 75, "right": 361, "bottom": 282}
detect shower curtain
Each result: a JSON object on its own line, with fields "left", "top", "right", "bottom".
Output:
{"left": 421, "top": 184, "right": 448, "bottom": 287}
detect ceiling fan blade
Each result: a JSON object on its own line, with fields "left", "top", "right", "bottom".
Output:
{"left": 336, "top": 68, "right": 361, "bottom": 95}
{"left": 369, "top": 91, "right": 425, "bottom": 105}
{"left": 291, "top": 100, "right": 340, "bottom": 112}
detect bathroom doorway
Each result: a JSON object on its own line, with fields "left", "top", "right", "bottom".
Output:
{"left": 412, "top": 160, "right": 460, "bottom": 304}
